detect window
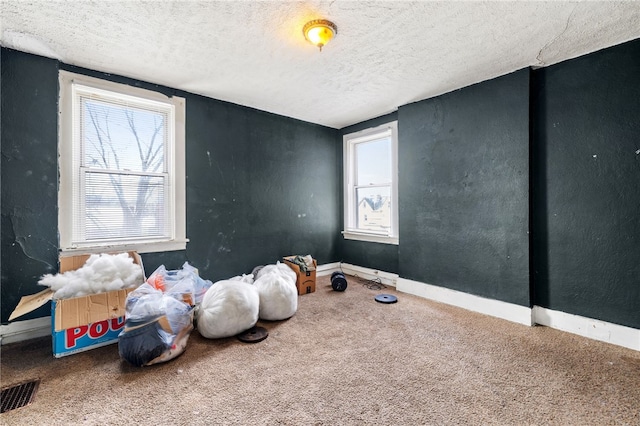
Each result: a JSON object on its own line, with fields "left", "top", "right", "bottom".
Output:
{"left": 343, "top": 121, "right": 398, "bottom": 244}
{"left": 58, "top": 71, "right": 187, "bottom": 254}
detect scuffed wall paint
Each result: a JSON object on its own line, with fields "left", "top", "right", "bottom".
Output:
{"left": 1, "top": 49, "right": 60, "bottom": 322}
{"left": 8, "top": 207, "right": 57, "bottom": 270}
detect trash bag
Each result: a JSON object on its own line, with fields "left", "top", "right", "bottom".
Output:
{"left": 119, "top": 265, "right": 198, "bottom": 367}
{"left": 176, "top": 262, "right": 213, "bottom": 305}
{"left": 254, "top": 270, "right": 298, "bottom": 321}
{"left": 118, "top": 314, "right": 193, "bottom": 367}
{"left": 196, "top": 280, "right": 259, "bottom": 339}
{"left": 229, "top": 273, "right": 255, "bottom": 284}
{"left": 255, "top": 261, "right": 297, "bottom": 284}
{"left": 145, "top": 262, "right": 212, "bottom": 305}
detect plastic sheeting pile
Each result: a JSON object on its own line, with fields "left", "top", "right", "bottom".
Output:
{"left": 38, "top": 252, "right": 143, "bottom": 299}
{"left": 118, "top": 262, "right": 212, "bottom": 367}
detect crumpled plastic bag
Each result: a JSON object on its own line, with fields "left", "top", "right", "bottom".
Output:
{"left": 255, "top": 261, "right": 297, "bottom": 283}
{"left": 119, "top": 262, "right": 209, "bottom": 367}
{"left": 117, "top": 312, "right": 193, "bottom": 367}
{"left": 146, "top": 262, "right": 212, "bottom": 305}
{"left": 229, "top": 273, "right": 255, "bottom": 284}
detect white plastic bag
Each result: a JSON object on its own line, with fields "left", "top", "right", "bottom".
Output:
{"left": 255, "top": 261, "right": 297, "bottom": 284}
{"left": 254, "top": 272, "right": 298, "bottom": 321}
{"left": 196, "top": 280, "right": 259, "bottom": 339}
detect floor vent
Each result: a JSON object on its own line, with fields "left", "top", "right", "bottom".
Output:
{"left": 1, "top": 379, "right": 40, "bottom": 413}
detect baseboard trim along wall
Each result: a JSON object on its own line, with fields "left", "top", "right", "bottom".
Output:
{"left": 316, "top": 262, "right": 341, "bottom": 276}
{"left": 395, "top": 277, "right": 639, "bottom": 351}
{"left": 0, "top": 316, "right": 50, "bottom": 345}
{"left": 2, "top": 262, "right": 638, "bottom": 351}
{"left": 337, "top": 263, "right": 398, "bottom": 287}
{"left": 532, "top": 306, "right": 639, "bottom": 351}
{"left": 396, "top": 277, "right": 533, "bottom": 326}
{"left": 329, "top": 264, "right": 638, "bottom": 351}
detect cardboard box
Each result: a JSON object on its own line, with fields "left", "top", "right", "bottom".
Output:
{"left": 283, "top": 256, "right": 317, "bottom": 295}
{"left": 8, "top": 252, "right": 144, "bottom": 357}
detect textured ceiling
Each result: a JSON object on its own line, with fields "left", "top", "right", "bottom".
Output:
{"left": 1, "top": 1, "right": 640, "bottom": 129}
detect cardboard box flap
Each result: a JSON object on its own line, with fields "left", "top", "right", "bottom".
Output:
{"left": 54, "top": 288, "right": 133, "bottom": 331}
{"left": 8, "top": 289, "right": 55, "bottom": 321}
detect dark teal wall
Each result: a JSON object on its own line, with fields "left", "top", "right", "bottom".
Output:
{"left": 341, "top": 39, "right": 640, "bottom": 328}
{"left": 1, "top": 48, "right": 341, "bottom": 323}
{"left": 178, "top": 94, "right": 340, "bottom": 278}
{"left": 531, "top": 39, "right": 640, "bottom": 328}
{"left": 398, "top": 70, "right": 531, "bottom": 306}
{"left": 1, "top": 50, "right": 60, "bottom": 323}
{"left": 3, "top": 38, "right": 640, "bottom": 330}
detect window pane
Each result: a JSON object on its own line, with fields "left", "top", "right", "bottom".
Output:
{"left": 355, "top": 137, "right": 391, "bottom": 185}
{"left": 356, "top": 186, "right": 391, "bottom": 232}
{"left": 81, "top": 97, "right": 166, "bottom": 173}
{"left": 84, "top": 172, "right": 166, "bottom": 241}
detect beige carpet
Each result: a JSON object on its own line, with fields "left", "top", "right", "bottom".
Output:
{"left": 1, "top": 275, "right": 639, "bottom": 425}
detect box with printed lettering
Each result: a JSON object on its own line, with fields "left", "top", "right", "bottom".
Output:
{"left": 283, "top": 255, "right": 317, "bottom": 295}
{"left": 8, "top": 252, "right": 145, "bottom": 357}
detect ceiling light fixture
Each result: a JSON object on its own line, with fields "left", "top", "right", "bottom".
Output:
{"left": 303, "top": 19, "right": 337, "bottom": 52}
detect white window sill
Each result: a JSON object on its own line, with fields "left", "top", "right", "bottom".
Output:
{"left": 342, "top": 231, "right": 398, "bottom": 245}
{"left": 60, "top": 239, "right": 189, "bottom": 256}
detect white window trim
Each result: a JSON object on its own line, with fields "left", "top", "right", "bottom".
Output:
{"left": 58, "top": 70, "right": 188, "bottom": 254}
{"left": 343, "top": 121, "right": 399, "bottom": 245}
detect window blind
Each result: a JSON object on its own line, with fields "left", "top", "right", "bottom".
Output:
{"left": 71, "top": 85, "right": 174, "bottom": 245}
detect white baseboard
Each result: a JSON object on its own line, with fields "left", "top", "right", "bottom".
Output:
{"left": 0, "top": 316, "right": 50, "bottom": 345}
{"left": 338, "top": 263, "right": 398, "bottom": 287}
{"left": 532, "top": 306, "right": 639, "bottom": 351}
{"left": 396, "top": 277, "right": 533, "bottom": 326}
{"left": 316, "top": 262, "right": 341, "bottom": 276}
{"left": 394, "top": 277, "right": 638, "bottom": 351}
